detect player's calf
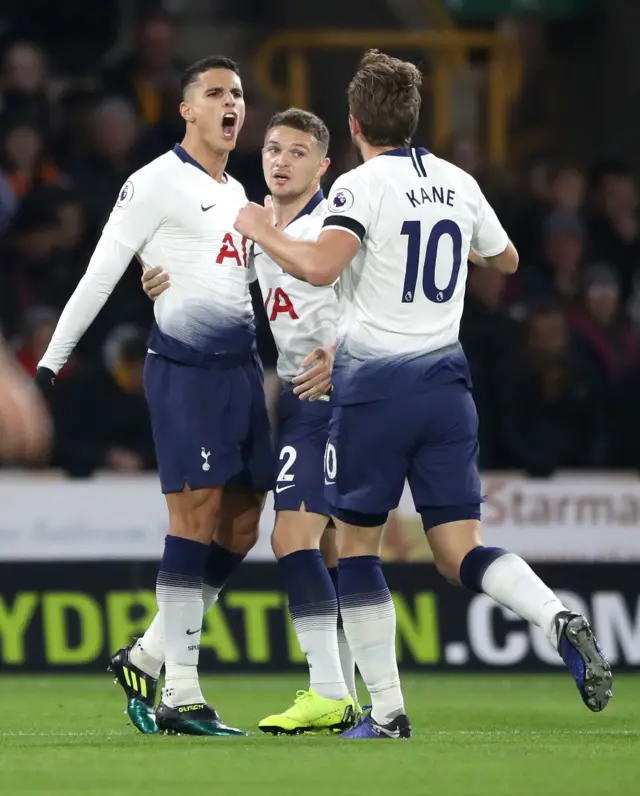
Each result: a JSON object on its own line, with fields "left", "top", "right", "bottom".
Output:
{"left": 154, "top": 535, "right": 249, "bottom": 736}
{"left": 273, "top": 509, "right": 348, "bottom": 699}
{"left": 270, "top": 505, "right": 327, "bottom": 559}
{"left": 216, "top": 483, "right": 264, "bottom": 555}
{"left": 335, "top": 514, "right": 409, "bottom": 732}
{"left": 263, "top": 509, "right": 360, "bottom": 729}
{"left": 113, "top": 485, "right": 258, "bottom": 736}
{"left": 126, "top": 538, "right": 247, "bottom": 683}
{"left": 323, "top": 536, "right": 359, "bottom": 707}
{"left": 157, "top": 487, "right": 220, "bottom": 716}
{"left": 425, "top": 517, "right": 612, "bottom": 712}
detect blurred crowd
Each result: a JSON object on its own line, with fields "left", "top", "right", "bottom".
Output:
{"left": 1, "top": 14, "right": 640, "bottom": 479}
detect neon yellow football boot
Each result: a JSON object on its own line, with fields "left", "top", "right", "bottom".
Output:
{"left": 258, "top": 689, "right": 357, "bottom": 735}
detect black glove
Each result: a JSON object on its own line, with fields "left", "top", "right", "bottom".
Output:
{"left": 35, "top": 366, "right": 56, "bottom": 398}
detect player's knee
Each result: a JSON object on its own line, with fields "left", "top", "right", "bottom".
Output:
{"left": 319, "top": 526, "right": 338, "bottom": 568}
{"left": 231, "top": 524, "right": 259, "bottom": 555}
{"left": 270, "top": 527, "right": 298, "bottom": 559}
{"left": 218, "top": 512, "right": 260, "bottom": 555}
{"left": 333, "top": 507, "right": 388, "bottom": 558}
{"left": 167, "top": 514, "right": 218, "bottom": 544}
{"left": 214, "top": 517, "right": 259, "bottom": 554}
{"left": 432, "top": 555, "right": 463, "bottom": 586}
{"left": 271, "top": 509, "right": 326, "bottom": 558}
{"left": 424, "top": 510, "right": 483, "bottom": 586}
{"left": 215, "top": 485, "right": 264, "bottom": 554}
{"left": 336, "top": 525, "right": 387, "bottom": 558}
{"left": 166, "top": 485, "right": 223, "bottom": 543}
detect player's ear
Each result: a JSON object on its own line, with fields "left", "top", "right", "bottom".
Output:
{"left": 180, "top": 101, "right": 194, "bottom": 123}
{"left": 318, "top": 157, "right": 330, "bottom": 179}
{"left": 348, "top": 114, "right": 360, "bottom": 139}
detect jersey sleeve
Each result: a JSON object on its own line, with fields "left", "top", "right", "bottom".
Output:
{"left": 38, "top": 235, "right": 136, "bottom": 374}
{"left": 102, "top": 171, "right": 163, "bottom": 252}
{"left": 471, "top": 188, "right": 509, "bottom": 258}
{"left": 321, "top": 169, "right": 371, "bottom": 243}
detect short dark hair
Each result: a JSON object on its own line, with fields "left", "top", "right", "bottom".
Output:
{"left": 180, "top": 56, "right": 240, "bottom": 97}
{"left": 348, "top": 49, "right": 422, "bottom": 148}
{"left": 265, "top": 108, "right": 330, "bottom": 156}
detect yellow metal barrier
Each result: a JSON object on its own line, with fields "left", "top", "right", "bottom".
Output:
{"left": 253, "top": 30, "right": 520, "bottom": 168}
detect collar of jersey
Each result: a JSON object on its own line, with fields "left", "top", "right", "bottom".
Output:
{"left": 172, "top": 143, "right": 228, "bottom": 182}
{"left": 286, "top": 189, "right": 324, "bottom": 228}
{"left": 378, "top": 146, "right": 430, "bottom": 158}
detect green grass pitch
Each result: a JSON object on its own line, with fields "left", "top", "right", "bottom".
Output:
{"left": 0, "top": 673, "right": 638, "bottom": 795}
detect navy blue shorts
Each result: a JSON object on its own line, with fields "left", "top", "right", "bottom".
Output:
{"left": 144, "top": 353, "right": 274, "bottom": 494}
{"left": 325, "top": 380, "right": 482, "bottom": 525}
{"left": 273, "top": 387, "right": 332, "bottom": 516}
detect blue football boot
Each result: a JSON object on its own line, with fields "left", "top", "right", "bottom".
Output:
{"left": 340, "top": 708, "right": 411, "bottom": 739}
{"left": 555, "top": 611, "right": 612, "bottom": 712}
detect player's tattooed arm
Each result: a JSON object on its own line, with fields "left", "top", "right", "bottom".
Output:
{"left": 234, "top": 202, "right": 359, "bottom": 285}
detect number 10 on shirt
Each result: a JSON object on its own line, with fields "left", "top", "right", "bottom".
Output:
{"left": 401, "top": 219, "right": 462, "bottom": 304}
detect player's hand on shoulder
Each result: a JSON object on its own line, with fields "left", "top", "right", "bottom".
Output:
{"left": 234, "top": 197, "right": 274, "bottom": 240}
{"left": 292, "top": 346, "right": 334, "bottom": 401}
{"left": 141, "top": 266, "right": 170, "bottom": 301}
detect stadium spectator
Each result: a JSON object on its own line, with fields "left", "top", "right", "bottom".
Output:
{"left": 14, "top": 305, "right": 62, "bottom": 376}
{"left": 1, "top": 119, "right": 65, "bottom": 198}
{"left": 459, "top": 265, "right": 515, "bottom": 469}
{"left": 0, "top": 41, "right": 51, "bottom": 130}
{"left": 52, "top": 188, "right": 89, "bottom": 258}
{"left": 102, "top": 12, "right": 185, "bottom": 126}
{"left": 69, "top": 97, "right": 140, "bottom": 228}
{"left": 549, "top": 163, "right": 585, "bottom": 211}
{"left": 0, "top": 194, "right": 71, "bottom": 337}
{"left": 588, "top": 163, "right": 640, "bottom": 301}
{"left": 508, "top": 160, "right": 587, "bottom": 265}
{"left": 569, "top": 264, "right": 639, "bottom": 388}
{"left": 497, "top": 302, "right": 608, "bottom": 477}
{"left": 135, "top": 78, "right": 184, "bottom": 164}
{"left": 513, "top": 207, "right": 587, "bottom": 310}
{"left": 53, "top": 88, "right": 100, "bottom": 172}
{"left": 51, "top": 325, "right": 156, "bottom": 477}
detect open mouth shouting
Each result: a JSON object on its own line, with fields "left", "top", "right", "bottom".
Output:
{"left": 222, "top": 112, "right": 237, "bottom": 140}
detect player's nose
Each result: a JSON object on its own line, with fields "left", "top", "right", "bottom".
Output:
{"left": 275, "top": 152, "right": 292, "bottom": 167}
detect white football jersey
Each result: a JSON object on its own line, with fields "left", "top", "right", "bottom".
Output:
{"left": 255, "top": 192, "right": 339, "bottom": 382}
{"left": 323, "top": 147, "right": 508, "bottom": 361}
{"left": 106, "top": 145, "right": 255, "bottom": 364}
